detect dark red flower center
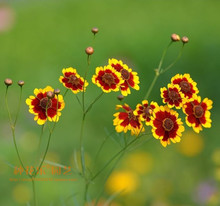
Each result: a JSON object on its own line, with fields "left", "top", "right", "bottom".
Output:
{"left": 121, "top": 69, "right": 130, "bottom": 80}
{"left": 128, "top": 110, "right": 135, "bottom": 120}
{"left": 193, "top": 105, "right": 204, "bottom": 118}
{"left": 102, "top": 73, "right": 115, "bottom": 85}
{"left": 40, "top": 97, "right": 52, "bottom": 109}
{"left": 168, "top": 90, "right": 179, "bottom": 101}
{"left": 143, "top": 106, "right": 152, "bottom": 117}
{"left": 180, "top": 81, "right": 191, "bottom": 93}
{"left": 162, "top": 118, "right": 174, "bottom": 131}
{"left": 68, "top": 74, "right": 80, "bottom": 85}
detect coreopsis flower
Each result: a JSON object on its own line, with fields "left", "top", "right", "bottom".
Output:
{"left": 59, "top": 67, "right": 88, "bottom": 94}
{"left": 134, "top": 100, "right": 158, "bottom": 125}
{"left": 113, "top": 104, "right": 144, "bottom": 136}
{"left": 109, "top": 58, "right": 140, "bottom": 96}
{"left": 183, "top": 96, "right": 212, "bottom": 133}
{"left": 151, "top": 105, "right": 185, "bottom": 147}
{"left": 26, "top": 86, "right": 65, "bottom": 125}
{"left": 160, "top": 84, "right": 185, "bottom": 109}
{"left": 171, "top": 73, "right": 199, "bottom": 100}
{"left": 92, "top": 65, "right": 123, "bottom": 93}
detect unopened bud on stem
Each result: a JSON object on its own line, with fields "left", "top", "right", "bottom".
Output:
{"left": 181, "top": 36, "right": 189, "bottom": 44}
{"left": 54, "top": 89, "right": 60, "bottom": 95}
{"left": 91, "top": 27, "right": 99, "bottom": 35}
{"left": 171, "top": 33, "right": 180, "bottom": 42}
{"left": 117, "top": 94, "right": 124, "bottom": 101}
{"left": 85, "top": 47, "right": 94, "bottom": 55}
{"left": 4, "top": 78, "right": 13, "bottom": 86}
{"left": 47, "top": 91, "right": 54, "bottom": 99}
{"left": 18, "top": 80, "right": 25, "bottom": 87}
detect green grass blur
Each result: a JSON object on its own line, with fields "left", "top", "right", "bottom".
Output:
{"left": 0, "top": 0, "right": 220, "bottom": 205}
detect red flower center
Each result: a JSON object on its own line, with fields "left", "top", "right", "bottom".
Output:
{"left": 40, "top": 97, "right": 52, "bottom": 109}
{"left": 143, "top": 106, "right": 152, "bottom": 117}
{"left": 68, "top": 74, "right": 80, "bottom": 85}
{"left": 180, "top": 81, "right": 191, "bottom": 93}
{"left": 102, "top": 73, "right": 115, "bottom": 85}
{"left": 121, "top": 69, "right": 130, "bottom": 80}
{"left": 168, "top": 90, "right": 179, "bottom": 101}
{"left": 128, "top": 110, "right": 135, "bottom": 120}
{"left": 162, "top": 118, "right": 174, "bottom": 131}
{"left": 193, "top": 105, "right": 204, "bottom": 118}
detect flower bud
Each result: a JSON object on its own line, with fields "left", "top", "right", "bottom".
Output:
{"left": 18, "top": 80, "right": 25, "bottom": 87}
{"left": 181, "top": 36, "right": 189, "bottom": 44}
{"left": 4, "top": 78, "right": 13, "bottom": 86}
{"left": 54, "top": 89, "right": 60, "bottom": 95}
{"left": 171, "top": 33, "right": 180, "bottom": 42}
{"left": 91, "top": 27, "right": 99, "bottom": 35}
{"left": 117, "top": 94, "right": 124, "bottom": 101}
{"left": 85, "top": 47, "right": 94, "bottom": 55}
{"left": 47, "top": 91, "right": 54, "bottom": 99}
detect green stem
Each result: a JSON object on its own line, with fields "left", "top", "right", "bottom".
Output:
{"left": 14, "top": 86, "right": 23, "bottom": 126}
{"left": 32, "top": 178, "right": 37, "bottom": 206}
{"left": 161, "top": 44, "right": 185, "bottom": 74}
{"left": 144, "top": 42, "right": 172, "bottom": 100}
{"left": 37, "top": 125, "right": 45, "bottom": 151}
{"left": 79, "top": 115, "right": 86, "bottom": 176}
{"left": 63, "top": 89, "right": 69, "bottom": 98}
{"left": 84, "top": 92, "right": 104, "bottom": 115}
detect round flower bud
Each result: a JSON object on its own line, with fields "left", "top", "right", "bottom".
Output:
{"left": 18, "top": 80, "right": 25, "bottom": 87}
{"left": 54, "top": 89, "right": 60, "bottom": 95}
{"left": 181, "top": 36, "right": 189, "bottom": 44}
{"left": 85, "top": 47, "right": 94, "bottom": 55}
{"left": 91, "top": 27, "right": 99, "bottom": 34}
{"left": 171, "top": 33, "right": 180, "bottom": 42}
{"left": 4, "top": 78, "right": 13, "bottom": 86}
{"left": 47, "top": 91, "right": 54, "bottom": 99}
{"left": 117, "top": 94, "right": 124, "bottom": 101}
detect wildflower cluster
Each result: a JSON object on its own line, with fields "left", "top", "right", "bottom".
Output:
{"left": 113, "top": 72, "right": 213, "bottom": 147}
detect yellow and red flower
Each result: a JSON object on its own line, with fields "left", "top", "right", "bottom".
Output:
{"left": 151, "top": 105, "right": 184, "bottom": 147}
{"left": 59, "top": 67, "right": 88, "bottom": 94}
{"left": 26, "top": 86, "right": 65, "bottom": 125}
{"left": 160, "top": 84, "right": 185, "bottom": 109}
{"left": 92, "top": 65, "right": 123, "bottom": 93}
{"left": 134, "top": 100, "right": 158, "bottom": 125}
{"left": 109, "top": 58, "right": 140, "bottom": 96}
{"left": 113, "top": 104, "right": 144, "bottom": 136}
{"left": 183, "top": 96, "right": 212, "bottom": 133}
{"left": 171, "top": 73, "right": 199, "bottom": 100}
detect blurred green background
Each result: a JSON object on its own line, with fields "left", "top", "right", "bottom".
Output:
{"left": 0, "top": 0, "right": 220, "bottom": 205}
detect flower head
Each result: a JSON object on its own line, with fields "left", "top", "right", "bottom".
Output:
{"left": 134, "top": 100, "right": 158, "bottom": 125}
{"left": 160, "top": 84, "right": 185, "bottom": 109}
{"left": 26, "top": 86, "right": 65, "bottom": 125}
{"left": 92, "top": 65, "right": 122, "bottom": 93}
{"left": 59, "top": 67, "right": 88, "bottom": 94}
{"left": 109, "top": 58, "right": 140, "bottom": 96}
{"left": 113, "top": 104, "right": 144, "bottom": 136}
{"left": 151, "top": 105, "right": 184, "bottom": 147}
{"left": 183, "top": 96, "right": 212, "bottom": 133}
{"left": 171, "top": 73, "right": 199, "bottom": 100}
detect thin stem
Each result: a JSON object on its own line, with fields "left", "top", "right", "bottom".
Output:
{"left": 14, "top": 86, "right": 23, "bottom": 126}
{"left": 144, "top": 42, "right": 172, "bottom": 100}
{"left": 63, "top": 89, "right": 69, "bottom": 98}
{"left": 79, "top": 116, "right": 86, "bottom": 176}
{"left": 5, "top": 87, "right": 28, "bottom": 176}
{"left": 32, "top": 178, "right": 37, "bottom": 206}
{"left": 84, "top": 92, "right": 104, "bottom": 115}
{"left": 37, "top": 125, "right": 45, "bottom": 151}
{"left": 75, "top": 95, "right": 82, "bottom": 109}
{"left": 161, "top": 44, "right": 185, "bottom": 74}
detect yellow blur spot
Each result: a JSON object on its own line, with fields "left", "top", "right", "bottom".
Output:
{"left": 46, "top": 151, "right": 60, "bottom": 163}
{"left": 212, "top": 149, "right": 220, "bottom": 165}
{"left": 124, "top": 152, "right": 153, "bottom": 174}
{"left": 214, "top": 167, "right": 220, "bottom": 181}
{"left": 106, "top": 170, "right": 139, "bottom": 195}
{"left": 12, "top": 184, "right": 31, "bottom": 204}
{"left": 177, "top": 131, "right": 204, "bottom": 157}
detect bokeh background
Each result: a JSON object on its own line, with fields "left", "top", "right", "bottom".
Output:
{"left": 0, "top": 0, "right": 220, "bottom": 205}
